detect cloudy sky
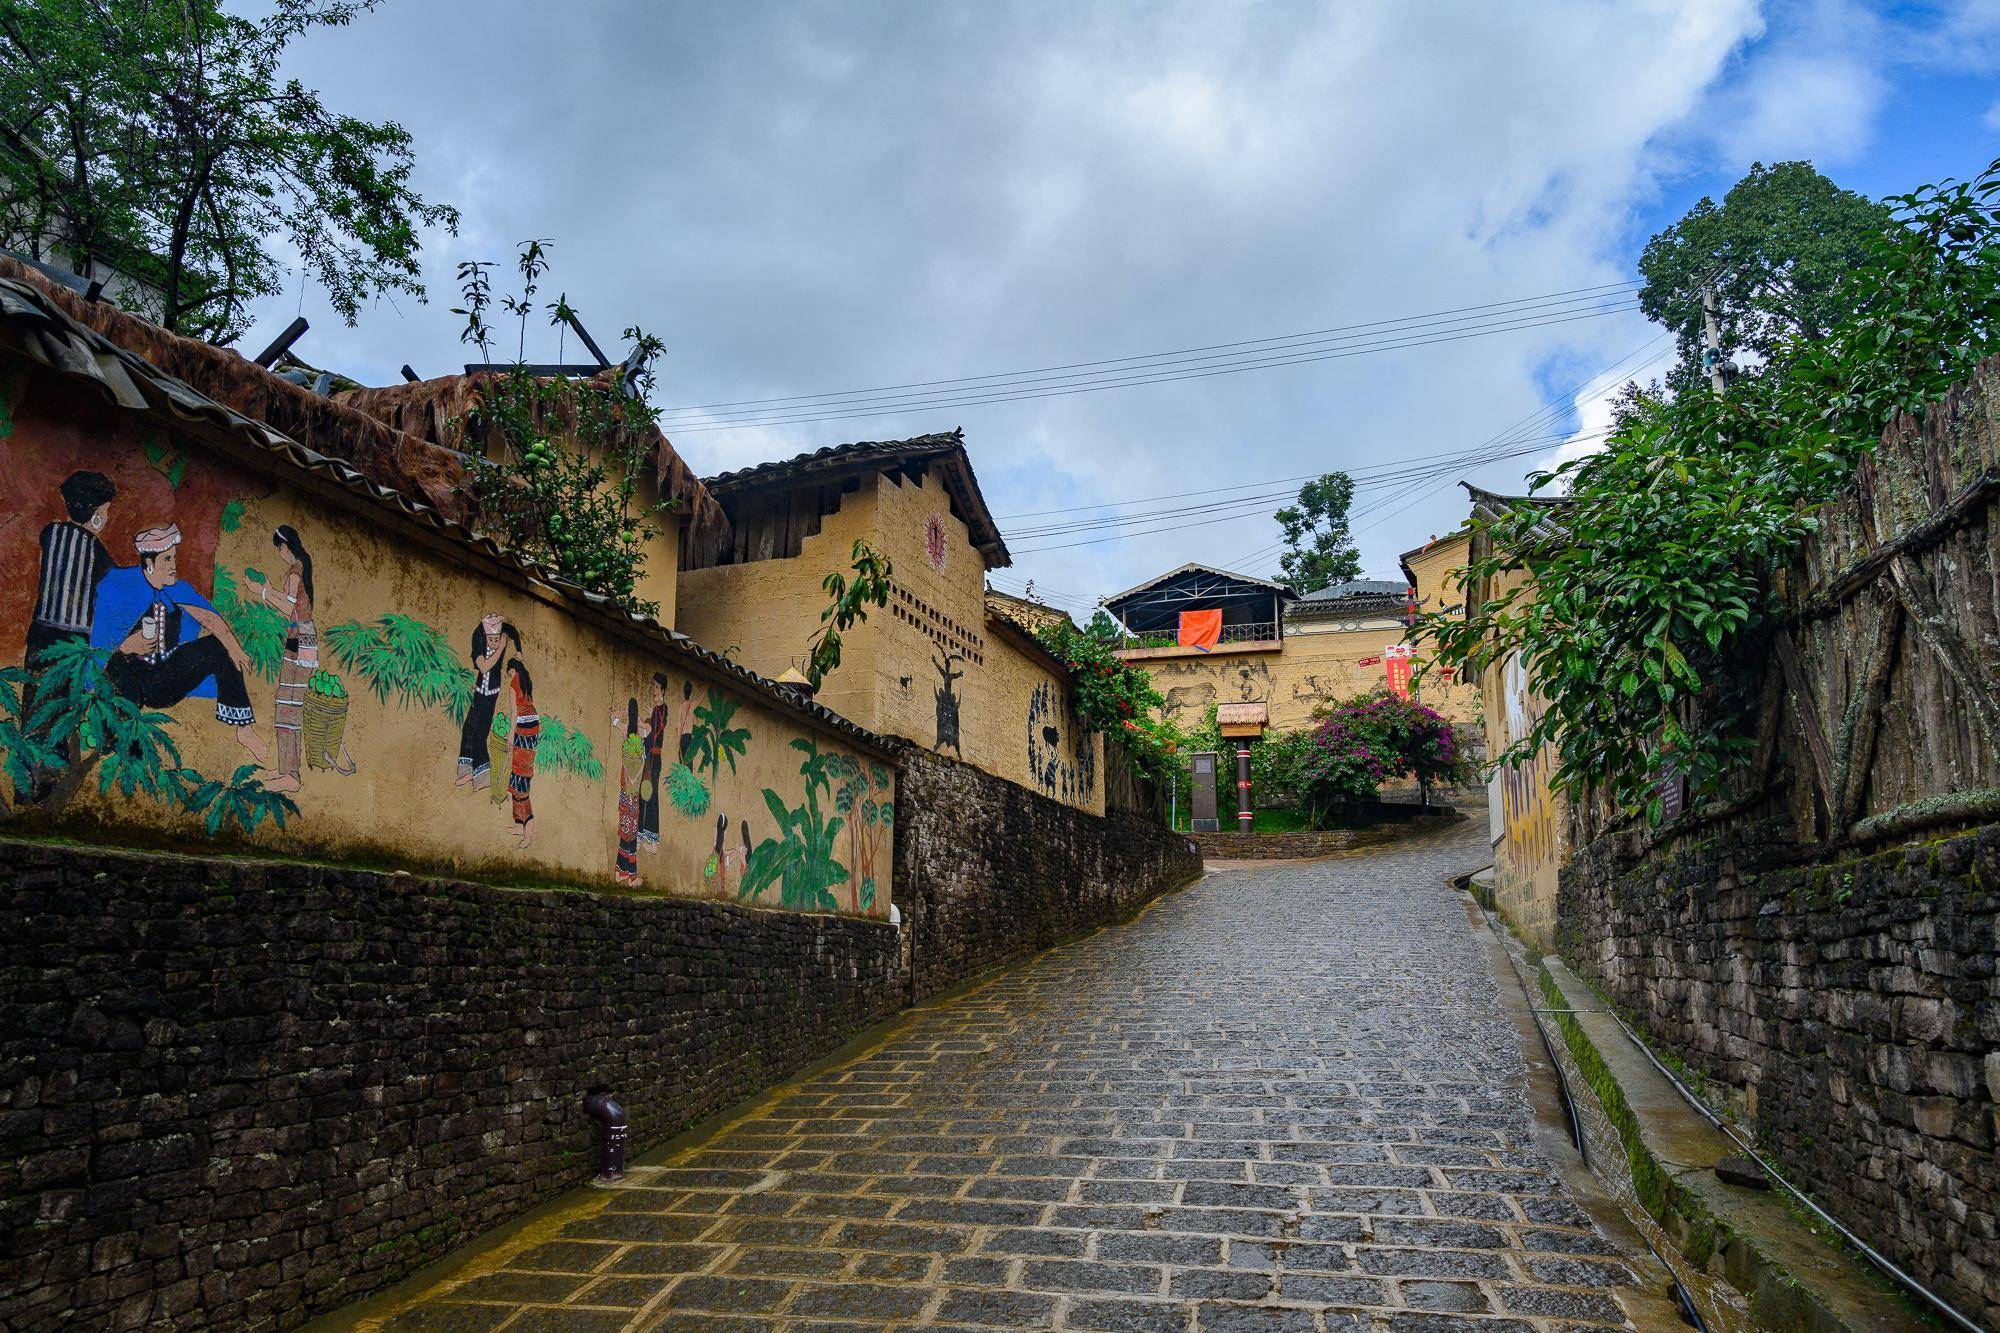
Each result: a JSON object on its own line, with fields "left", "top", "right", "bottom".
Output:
{"left": 244, "top": 0, "right": 1999, "bottom": 622}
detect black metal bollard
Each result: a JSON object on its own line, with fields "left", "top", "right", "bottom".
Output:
{"left": 582, "top": 1089, "right": 627, "bottom": 1182}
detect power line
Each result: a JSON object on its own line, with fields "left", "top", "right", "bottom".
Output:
{"left": 657, "top": 280, "right": 1638, "bottom": 418}
{"left": 1001, "top": 426, "right": 1604, "bottom": 542}
{"left": 664, "top": 303, "right": 1639, "bottom": 434}
{"left": 1006, "top": 436, "right": 1587, "bottom": 555}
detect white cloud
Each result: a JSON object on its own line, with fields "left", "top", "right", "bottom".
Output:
{"left": 247, "top": 0, "right": 1778, "bottom": 601}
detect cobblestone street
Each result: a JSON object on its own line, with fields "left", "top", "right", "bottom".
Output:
{"left": 358, "top": 826, "right": 1655, "bottom": 1332}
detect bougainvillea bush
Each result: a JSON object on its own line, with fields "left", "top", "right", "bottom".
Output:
{"left": 1298, "top": 693, "right": 1472, "bottom": 821}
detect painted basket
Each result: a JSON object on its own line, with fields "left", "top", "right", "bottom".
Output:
{"left": 302, "top": 688, "right": 349, "bottom": 772}
{"left": 488, "top": 723, "right": 511, "bottom": 804}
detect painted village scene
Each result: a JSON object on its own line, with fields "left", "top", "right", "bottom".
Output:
{"left": 3, "top": 4, "right": 1999, "bottom": 1332}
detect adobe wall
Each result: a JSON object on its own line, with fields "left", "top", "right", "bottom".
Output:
{"left": 0, "top": 352, "right": 893, "bottom": 918}
{"left": 677, "top": 468, "right": 1105, "bottom": 813}
{"left": 1138, "top": 626, "right": 1482, "bottom": 733}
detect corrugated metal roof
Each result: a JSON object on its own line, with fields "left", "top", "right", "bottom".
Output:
{"left": 1297, "top": 578, "right": 1409, "bottom": 602}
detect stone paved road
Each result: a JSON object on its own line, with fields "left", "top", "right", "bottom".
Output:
{"left": 363, "top": 825, "right": 1649, "bottom": 1332}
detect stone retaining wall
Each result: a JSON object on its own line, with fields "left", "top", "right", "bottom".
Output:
{"left": 1193, "top": 808, "right": 1465, "bottom": 860}
{"left": 891, "top": 743, "right": 1202, "bottom": 1001}
{"left": 1558, "top": 821, "right": 2000, "bottom": 1328}
{"left": 0, "top": 839, "right": 903, "bottom": 1332}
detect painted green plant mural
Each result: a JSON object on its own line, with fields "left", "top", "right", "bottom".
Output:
{"left": 0, "top": 639, "right": 294, "bottom": 833}
{"left": 212, "top": 562, "right": 288, "bottom": 683}
{"left": 324, "top": 612, "right": 601, "bottom": 780}
{"left": 325, "top": 613, "right": 472, "bottom": 719}
{"left": 665, "top": 761, "right": 710, "bottom": 816}
{"left": 689, "top": 689, "right": 750, "bottom": 778}
{"left": 830, "top": 754, "right": 893, "bottom": 913}
{"left": 739, "top": 736, "right": 848, "bottom": 913}
{"left": 484, "top": 709, "right": 602, "bottom": 781}
{"left": 665, "top": 686, "right": 751, "bottom": 818}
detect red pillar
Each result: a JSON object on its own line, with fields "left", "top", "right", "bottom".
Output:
{"left": 1236, "top": 742, "right": 1253, "bottom": 831}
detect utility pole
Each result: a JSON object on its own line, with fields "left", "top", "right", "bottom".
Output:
{"left": 1700, "top": 285, "right": 1726, "bottom": 395}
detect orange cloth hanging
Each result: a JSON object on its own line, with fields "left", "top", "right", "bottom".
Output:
{"left": 1178, "top": 609, "right": 1222, "bottom": 651}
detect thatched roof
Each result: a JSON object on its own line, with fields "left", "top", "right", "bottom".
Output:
{"left": 335, "top": 371, "right": 727, "bottom": 552}
{"left": 0, "top": 271, "right": 890, "bottom": 758}
{"left": 0, "top": 255, "right": 470, "bottom": 523}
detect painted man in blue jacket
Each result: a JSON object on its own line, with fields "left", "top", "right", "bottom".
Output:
{"left": 91, "top": 523, "right": 268, "bottom": 767}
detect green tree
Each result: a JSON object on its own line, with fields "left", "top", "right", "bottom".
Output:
{"left": 1427, "top": 158, "right": 2000, "bottom": 823}
{"left": 1639, "top": 161, "right": 1891, "bottom": 392}
{"left": 0, "top": 0, "right": 458, "bottom": 342}
{"left": 1084, "top": 609, "right": 1124, "bottom": 641}
{"left": 453, "top": 243, "right": 672, "bottom": 616}
{"left": 804, "top": 540, "right": 893, "bottom": 691}
{"left": 1274, "top": 472, "right": 1362, "bottom": 595}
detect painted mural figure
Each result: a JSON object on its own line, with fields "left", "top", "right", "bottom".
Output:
{"left": 637, "top": 673, "right": 668, "bottom": 850}
{"left": 705, "top": 811, "right": 751, "bottom": 897}
{"left": 455, "top": 614, "right": 519, "bottom": 790}
{"left": 259, "top": 525, "right": 319, "bottom": 793}
{"left": 504, "top": 657, "right": 540, "bottom": 847}
{"left": 932, "top": 650, "right": 963, "bottom": 757}
{"left": 26, "top": 471, "right": 118, "bottom": 785}
{"left": 94, "top": 524, "right": 268, "bottom": 766}
{"left": 29, "top": 471, "right": 117, "bottom": 667}
{"left": 612, "top": 696, "right": 643, "bottom": 884}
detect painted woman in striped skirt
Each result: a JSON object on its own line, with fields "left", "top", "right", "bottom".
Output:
{"left": 612, "top": 696, "right": 643, "bottom": 884}
{"left": 504, "top": 657, "right": 540, "bottom": 848}
{"left": 260, "top": 525, "right": 318, "bottom": 792}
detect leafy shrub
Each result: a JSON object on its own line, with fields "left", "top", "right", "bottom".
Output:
{"left": 1298, "top": 693, "right": 1472, "bottom": 818}
{"left": 1423, "top": 158, "right": 2000, "bottom": 821}
{"left": 1030, "top": 621, "right": 1178, "bottom": 783}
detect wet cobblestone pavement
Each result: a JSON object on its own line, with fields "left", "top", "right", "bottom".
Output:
{"left": 364, "top": 825, "right": 1645, "bottom": 1331}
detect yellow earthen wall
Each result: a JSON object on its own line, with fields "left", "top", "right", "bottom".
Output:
{"left": 677, "top": 469, "right": 1103, "bottom": 812}
{"left": 1137, "top": 625, "right": 1481, "bottom": 731}
{"left": 1480, "top": 565, "right": 1564, "bottom": 948}
{"left": 2, "top": 364, "right": 892, "bottom": 916}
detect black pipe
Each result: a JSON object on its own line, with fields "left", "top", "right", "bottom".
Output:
{"left": 253, "top": 316, "right": 308, "bottom": 368}
{"left": 582, "top": 1089, "right": 627, "bottom": 1181}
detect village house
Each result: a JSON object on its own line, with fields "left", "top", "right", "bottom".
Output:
{"left": 1105, "top": 533, "right": 1482, "bottom": 736}
{"left": 674, "top": 433, "right": 1108, "bottom": 812}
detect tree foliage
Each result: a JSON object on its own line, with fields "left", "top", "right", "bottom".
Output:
{"left": 1084, "top": 609, "right": 1124, "bottom": 641}
{"left": 1425, "top": 158, "right": 2000, "bottom": 823}
{"left": 454, "top": 242, "right": 672, "bottom": 617}
{"left": 1275, "top": 472, "right": 1362, "bottom": 594}
{"left": 1031, "top": 619, "right": 1179, "bottom": 783}
{"left": 804, "top": 540, "right": 893, "bottom": 691}
{"left": 1297, "top": 693, "right": 1471, "bottom": 818}
{"left": 1638, "top": 161, "right": 1892, "bottom": 393}
{"left": 0, "top": 0, "right": 458, "bottom": 342}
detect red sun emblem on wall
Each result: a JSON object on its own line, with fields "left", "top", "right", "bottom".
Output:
{"left": 924, "top": 514, "right": 948, "bottom": 572}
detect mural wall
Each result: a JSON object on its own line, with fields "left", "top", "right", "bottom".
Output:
{"left": 1479, "top": 566, "right": 1563, "bottom": 948}
{"left": 0, "top": 360, "right": 893, "bottom": 917}
{"left": 678, "top": 467, "right": 1104, "bottom": 814}
{"left": 1136, "top": 627, "right": 1481, "bottom": 732}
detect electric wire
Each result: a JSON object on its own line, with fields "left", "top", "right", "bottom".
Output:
{"left": 664, "top": 303, "right": 1639, "bottom": 433}
{"left": 658, "top": 281, "right": 1639, "bottom": 418}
